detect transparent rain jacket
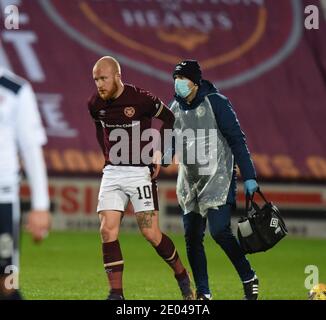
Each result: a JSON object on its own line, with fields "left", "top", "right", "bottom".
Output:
{"left": 170, "top": 94, "right": 234, "bottom": 217}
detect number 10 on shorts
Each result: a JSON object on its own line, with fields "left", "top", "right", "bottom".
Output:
{"left": 136, "top": 186, "right": 152, "bottom": 200}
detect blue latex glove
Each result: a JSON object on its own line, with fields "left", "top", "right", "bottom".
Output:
{"left": 244, "top": 179, "right": 258, "bottom": 196}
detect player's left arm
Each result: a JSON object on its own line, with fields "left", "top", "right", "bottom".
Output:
{"left": 154, "top": 104, "right": 176, "bottom": 168}
{"left": 16, "top": 83, "right": 51, "bottom": 242}
{"left": 152, "top": 101, "right": 175, "bottom": 128}
{"left": 143, "top": 92, "right": 175, "bottom": 175}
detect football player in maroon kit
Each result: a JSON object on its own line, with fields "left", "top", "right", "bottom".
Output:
{"left": 88, "top": 56, "right": 194, "bottom": 300}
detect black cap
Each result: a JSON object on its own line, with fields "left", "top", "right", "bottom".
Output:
{"left": 173, "top": 60, "right": 202, "bottom": 85}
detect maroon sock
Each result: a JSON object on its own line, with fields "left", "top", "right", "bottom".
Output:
{"left": 102, "top": 240, "right": 124, "bottom": 296}
{"left": 175, "top": 268, "right": 189, "bottom": 282}
{"left": 154, "top": 233, "right": 185, "bottom": 276}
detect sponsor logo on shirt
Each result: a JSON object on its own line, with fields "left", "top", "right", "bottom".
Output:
{"left": 101, "top": 121, "right": 140, "bottom": 129}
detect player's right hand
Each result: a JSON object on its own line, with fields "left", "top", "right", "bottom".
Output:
{"left": 26, "top": 210, "right": 51, "bottom": 243}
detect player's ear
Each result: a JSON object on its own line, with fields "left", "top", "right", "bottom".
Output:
{"left": 115, "top": 72, "right": 121, "bottom": 81}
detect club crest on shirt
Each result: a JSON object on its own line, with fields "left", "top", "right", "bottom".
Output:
{"left": 124, "top": 106, "right": 135, "bottom": 117}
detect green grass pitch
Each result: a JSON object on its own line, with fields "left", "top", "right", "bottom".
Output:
{"left": 20, "top": 231, "right": 326, "bottom": 300}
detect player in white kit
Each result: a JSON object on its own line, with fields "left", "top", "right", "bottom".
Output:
{"left": 0, "top": 68, "right": 51, "bottom": 300}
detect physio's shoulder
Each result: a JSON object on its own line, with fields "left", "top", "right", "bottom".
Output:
{"left": 207, "top": 92, "right": 229, "bottom": 105}
{"left": 206, "top": 92, "right": 233, "bottom": 114}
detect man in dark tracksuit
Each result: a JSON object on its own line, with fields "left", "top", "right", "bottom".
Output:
{"left": 169, "top": 60, "right": 259, "bottom": 300}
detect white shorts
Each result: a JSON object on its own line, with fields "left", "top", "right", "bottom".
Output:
{"left": 97, "top": 165, "right": 159, "bottom": 213}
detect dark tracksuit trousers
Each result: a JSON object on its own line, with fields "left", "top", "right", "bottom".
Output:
{"left": 183, "top": 180, "right": 255, "bottom": 295}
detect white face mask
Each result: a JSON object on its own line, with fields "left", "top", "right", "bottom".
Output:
{"left": 175, "top": 79, "right": 192, "bottom": 98}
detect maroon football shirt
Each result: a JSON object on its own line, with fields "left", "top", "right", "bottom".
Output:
{"left": 88, "top": 84, "right": 174, "bottom": 166}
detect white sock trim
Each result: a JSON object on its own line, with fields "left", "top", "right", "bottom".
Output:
{"left": 243, "top": 275, "right": 257, "bottom": 284}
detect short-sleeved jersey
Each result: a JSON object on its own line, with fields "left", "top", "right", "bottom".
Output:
{"left": 0, "top": 68, "right": 47, "bottom": 204}
{"left": 88, "top": 84, "right": 172, "bottom": 166}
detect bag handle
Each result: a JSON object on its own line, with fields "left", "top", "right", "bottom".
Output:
{"left": 245, "top": 192, "right": 253, "bottom": 213}
{"left": 245, "top": 188, "right": 269, "bottom": 216}
{"left": 255, "top": 188, "right": 269, "bottom": 204}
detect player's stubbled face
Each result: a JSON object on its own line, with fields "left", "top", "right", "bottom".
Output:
{"left": 93, "top": 67, "right": 118, "bottom": 101}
